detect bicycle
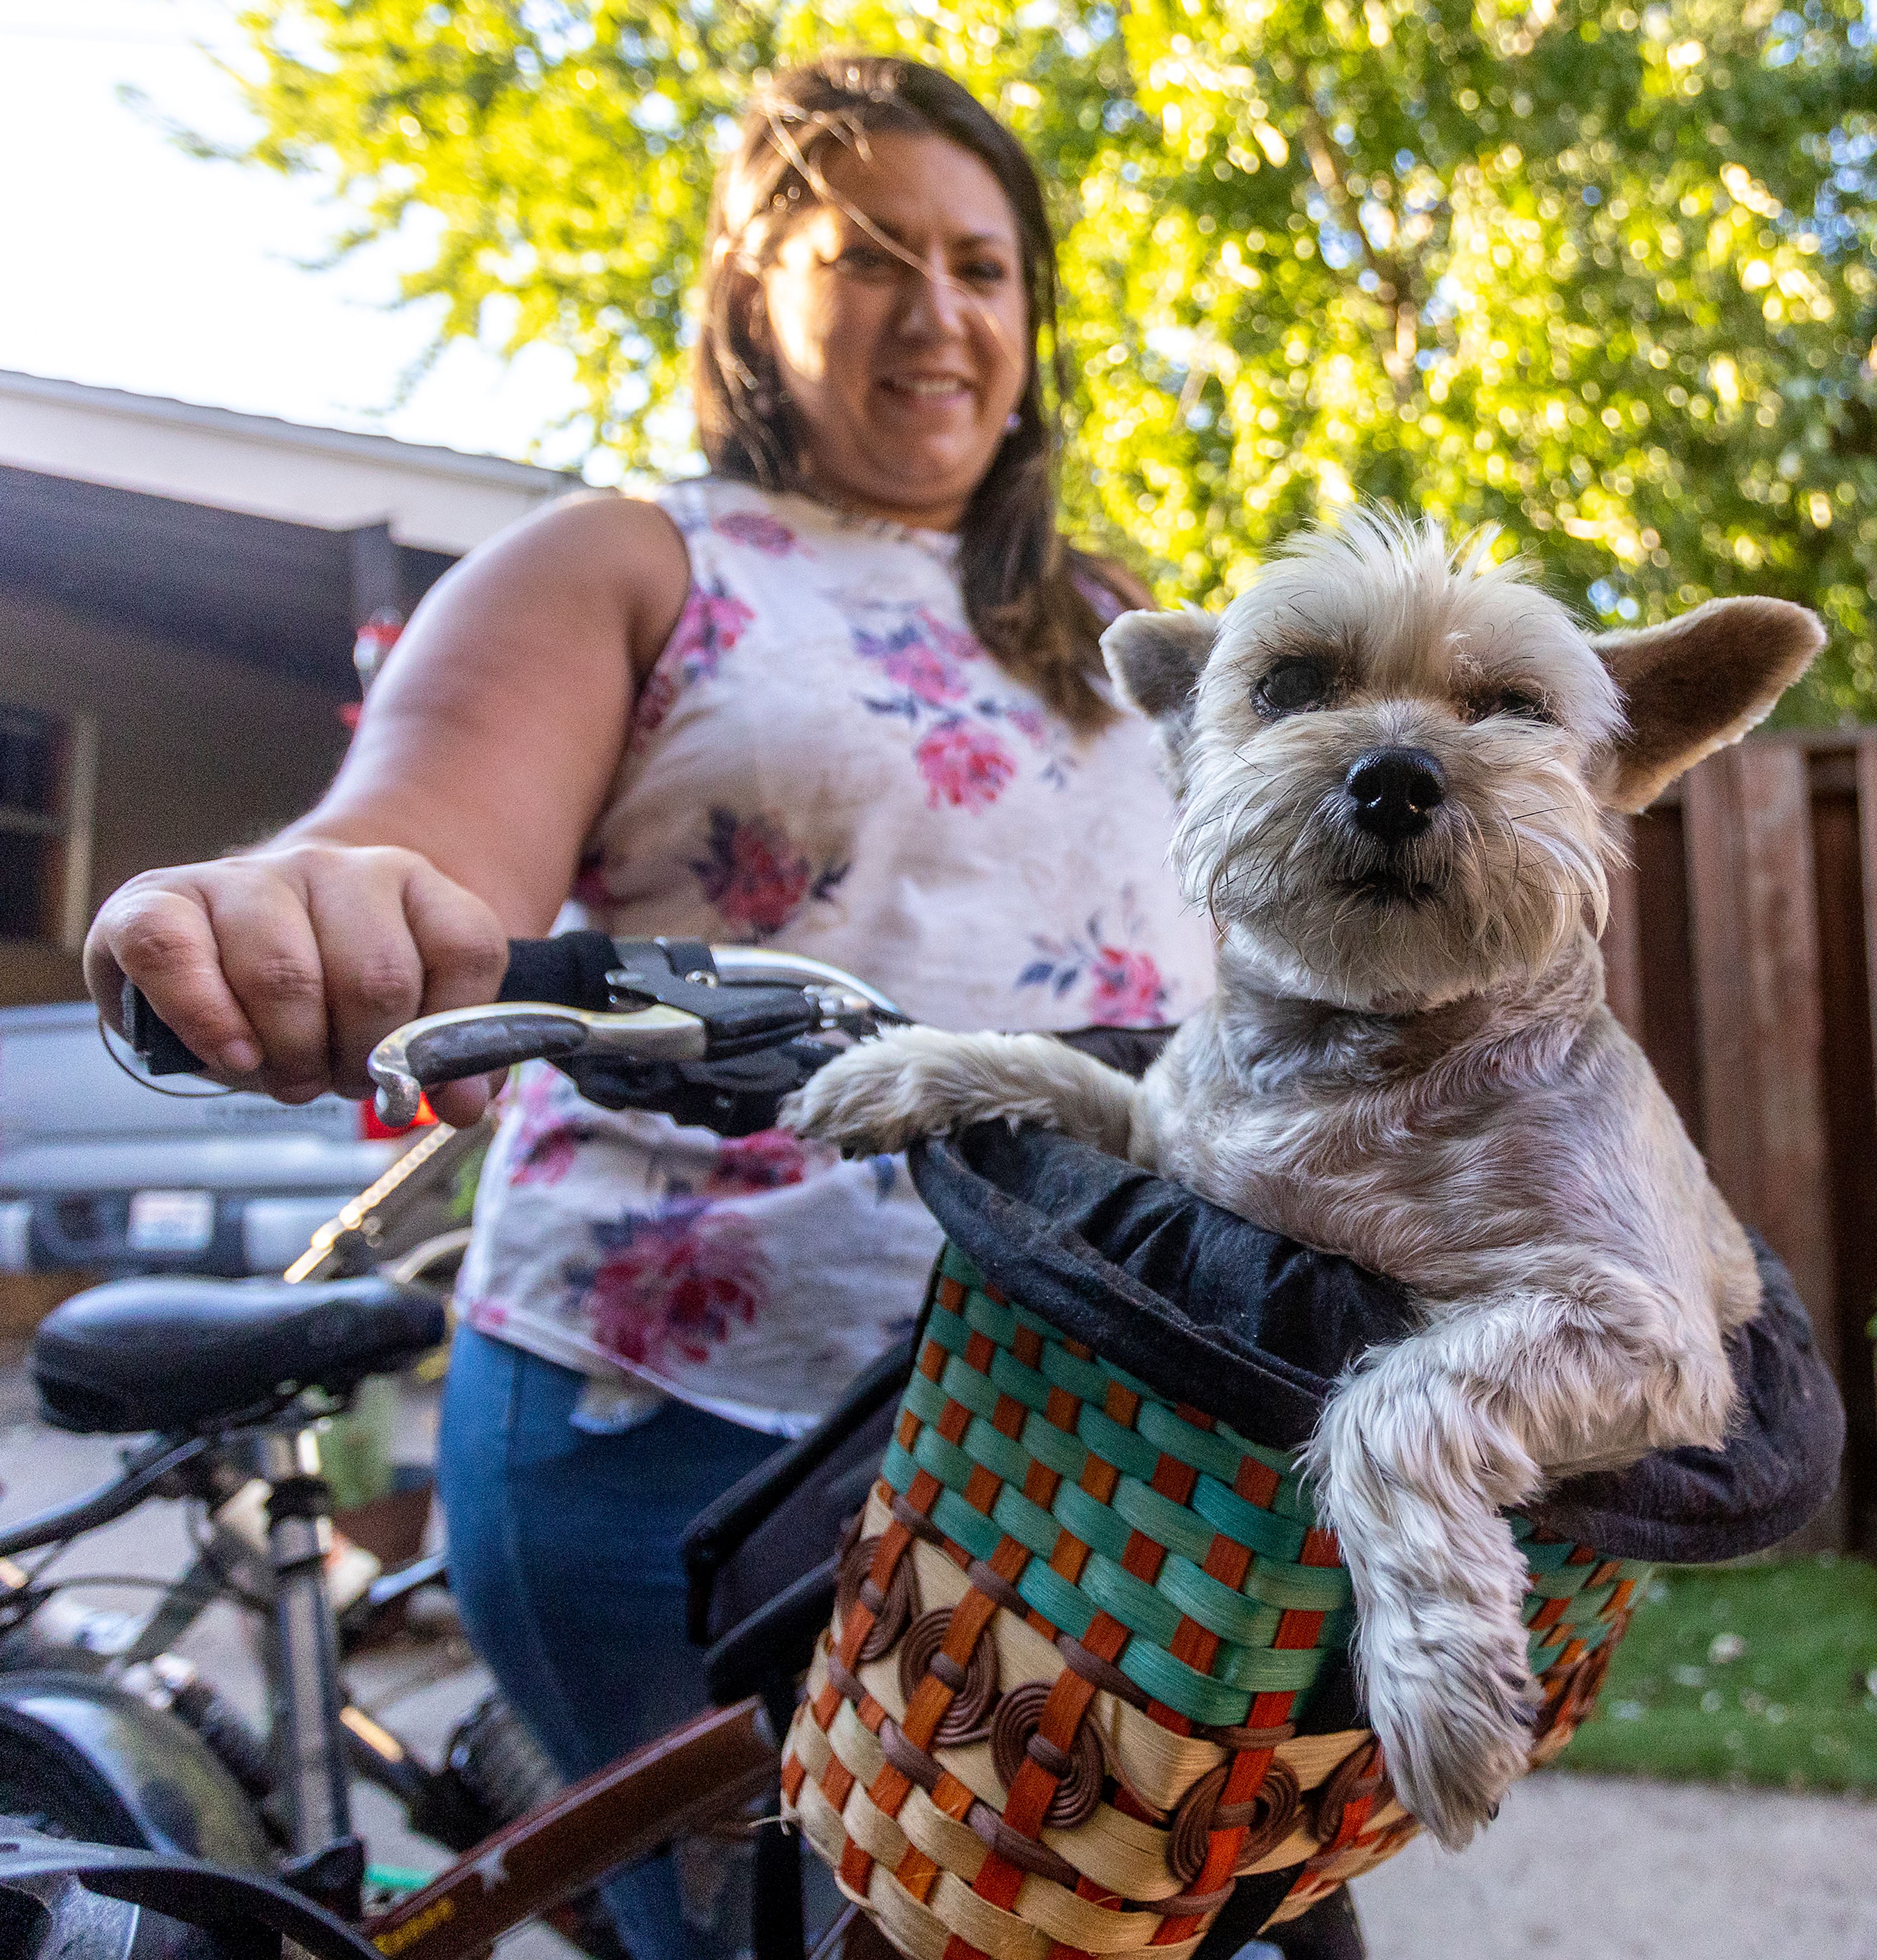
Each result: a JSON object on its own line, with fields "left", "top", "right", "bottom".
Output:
{"left": 0, "top": 934, "right": 910, "bottom": 1959}
{"left": 0, "top": 932, "right": 1831, "bottom": 1960}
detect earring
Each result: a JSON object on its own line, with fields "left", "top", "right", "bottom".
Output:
{"left": 1005, "top": 411, "right": 1022, "bottom": 432}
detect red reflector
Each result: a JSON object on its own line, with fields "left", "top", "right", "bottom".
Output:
{"left": 360, "top": 1094, "right": 437, "bottom": 1140}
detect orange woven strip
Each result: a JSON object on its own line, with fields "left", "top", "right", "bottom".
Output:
{"left": 1153, "top": 1742, "right": 1279, "bottom": 1943}
{"left": 937, "top": 1276, "right": 966, "bottom": 1312}
{"left": 963, "top": 1463, "right": 1004, "bottom": 1514}
{"left": 1302, "top": 1526, "right": 1341, "bottom": 1567}
{"left": 978, "top": 1662, "right": 1103, "bottom": 1908}
{"left": 1049, "top": 1531, "right": 1091, "bottom": 1586}
{"left": 1175, "top": 1403, "right": 1215, "bottom": 1432}
{"left": 938, "top": 1399, "right": 973, "bottom": 1447}
{"left": 812, "top": 1680, "right": 843, "bottom": 1729}
{"left": 781, "top": 1753, "right": 807, "bottom": 1804}
{"left": 1121, "top": 1531, "right": 1165, "bottom": 1583}
{"left": 901, "top": 1674, "right": 956, "bottom": 1753}
{"left": 857, "top": 1693, "right": 886, "bottom": 1733}
{"left": 1151, "top": 1454, "right": 1199, "bottom": 1505}
{"left": 894, "top": 1844, "right": 941, "bottom": 1901}
{"left": 839, "top": 1838, "right": 874, "bottom": 1895}
{"left": 992, "top": 1391, "right": 1028, "bottom": 1441}
{"left": 1012, "top": 1323, "right": 1044, "bottom": 1367}
{"left": 1272, "top": 1608, "right": 1325, "bottom": 1651}
{"left": 821, "top": 1756, "right": 855, "bottom": 1812}
{"left": 1233, "top": 1456, "right": 1280, "bottom": 1508}
{"left": 1025, "top": 1459, "right": 1062, "bottom": 1507}
{"left": 964, "top": 1329, "right": 997, "bottom": 1374}
{"left": 867, "top": 1760, "right": 912, "bottom": 1818}
{"left": 920, "top": 1339, "right": 948, "bottom": 1383}
{"left": 1045, "top": 1385, "right": 1082, "bottom": 1433}
{"left": 1064, "top": 1336, "right": 1094, "bottom": 1360}
{"left": 836, "top": 1518, "right": 915, "bottom": 1671}
{"left": 942, "top": 1936, "right": 990, "bottom": 1960}
{"left": 933, "top": 1770, "right": 977, "bottom": 1820}
{"left": 1590, "top": 1559, "right": 1622, "bottom": 1587}
{"left": 1079, "top": 1454, "right": 1119, "bottom": 1504}
{"left": 1201, "top": 1532, "right": 1252, "bottom": 1590}
{"left": 984, "top": 1280, "right": 1008, "bottom": 1305}
{"left": 1528, "top": 1595, "right": 1569, "bottom": 1634}
{"left": 1104, "top": 1379, "right": 1142, "bottom": 1426}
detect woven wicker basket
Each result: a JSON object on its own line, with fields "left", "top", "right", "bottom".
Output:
{"left": 782, "top": 1243, "right": 1650, "bottom": 1956}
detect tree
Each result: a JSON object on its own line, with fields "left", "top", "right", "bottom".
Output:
{"left": 217, "top": 0, "right": 1876, "bottom": 717}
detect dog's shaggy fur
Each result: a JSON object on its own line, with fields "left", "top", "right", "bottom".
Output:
{"left": 783, "top": 511, "right": 1822, "bottom": 1848}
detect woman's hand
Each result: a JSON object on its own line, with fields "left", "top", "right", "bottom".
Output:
{"left": 86, "top": 842, "right": 509, "bottom": 1126}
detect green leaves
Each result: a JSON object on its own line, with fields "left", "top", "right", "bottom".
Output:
{"left": 228, "top": 0, "right": 1877, "bottom": 715}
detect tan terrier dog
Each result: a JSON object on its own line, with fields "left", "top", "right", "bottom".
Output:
{"left": 784, "top": 511, "right": 1822, "bottom": 1846}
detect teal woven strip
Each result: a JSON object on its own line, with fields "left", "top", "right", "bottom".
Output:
{"left": 1077, "top": 1405, "right": 1160, "bottom": 1482}
{"left": 912, "top": 1425, "right": 976, "bottom": 1495}
{"left": 1525, "top": 1564, "right": 1594, "bottom": 1600}
{"left": 1040, "top": 1341, "right": 1110, "bottom": 1405}
{"left": 1210, "top": 1636, "right": 1328, "bottom": 1693}
{"left": 1111, "top": 1476, "right": 1216, "bottom": 1566}
{"left": 1188, "top": 1475, "right": 1308, "bottom": 1564}
{"left": 1242, "top": 1556, "right": 1353, "bottom": 1612}
{"left": 1050, "top": 1478, "right": 1135, "bottom": 1563}
{"left": 1519, "top": 1537, "right": 1581, "bottom": 1574}
{"left": 1157, "top": 1552, "right": 1284, "bottom": 1649}
{"left": 1100, "top": 1357, "right": 1161, "bottom": 1402}
{"left": 1117, "top": 1639, "right": 1249, "bottom": 1724}
{"left": 1558, "top": 1581, "right": 1619, "bottom": 1624}
{"left": 940, "top": 1243, "right": 983, "bottom": 1288}
{"left": 1210, "top": 1420, "right": 1296, "bottom": 1477}
{"left": 1017, "top": 1557, "right": 1095, "bottom": 1639}
{"left": 990, "top": 1482, "right": 1061, "bottom": 1560}
{"left": 930, "top": 1487, "right": 1003, "bottom": 1563}
{"left": 901, "top": 1369, "right": 948, "bottom": 1426}
{"left": 960, "top": 1288, "right": 1019, "bottom": 1349}
{"left": 962, "top": 1416, "right": 1030, "bottom": 1489}
{"left": 938, "top": 1354, "right": 1001, "bottom": 1423}
{"left": 1079, "top": 1550, "right": 1187, "bottom": 1650}
{"left": 1020, "top": 1409, "right": 1088, "bottom": 1481}
{"left": 988, "top": 1345, "right": 1052, "bottom": 1416}
{"left": 1135, "top": 1401, "right": 1244, "bottom": 1485}
{"left": 882, "top": 1437, "right": 918, "bottom": 1496}
{"left": 924, "top": 1304, "right": 972, "bottom": 1359}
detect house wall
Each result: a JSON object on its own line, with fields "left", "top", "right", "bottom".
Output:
{"left": 0, "top": 586, "right": 350, "bottom": 1005}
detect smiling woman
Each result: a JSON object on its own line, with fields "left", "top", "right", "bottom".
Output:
{"left": 85, "top": 51, "right": 1218, "bottom": 1960}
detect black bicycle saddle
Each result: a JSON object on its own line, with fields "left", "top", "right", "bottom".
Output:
{"left": 30, "top": 1277, "right": 446, "bottom": 1435}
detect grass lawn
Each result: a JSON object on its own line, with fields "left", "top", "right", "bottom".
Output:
{"left": 1557, "top": 1556, "right": 1877, "bottom": 1790}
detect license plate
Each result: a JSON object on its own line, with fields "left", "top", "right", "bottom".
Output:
{"left": 127, "top": 1189, "right": 216, "bottom": 1253}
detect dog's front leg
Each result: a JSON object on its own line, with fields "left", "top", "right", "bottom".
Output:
{"left": 1300, "top": 1302, "right": 1586, "bottom": 1851}
{"left": 781, "top": 1027, "right": 1145, "bottom": 1159}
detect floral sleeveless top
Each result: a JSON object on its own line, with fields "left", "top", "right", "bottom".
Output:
{"left": 458, "top": 478, "right": 1212, "bottom": 1437}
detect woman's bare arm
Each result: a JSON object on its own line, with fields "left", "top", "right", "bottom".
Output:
{"left": 85, "top": 493, "right": 691, "bottom": 1122}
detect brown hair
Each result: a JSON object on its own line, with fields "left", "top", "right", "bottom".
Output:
{"left": 695, "top": 54, "right": 1137, "bottom": 732}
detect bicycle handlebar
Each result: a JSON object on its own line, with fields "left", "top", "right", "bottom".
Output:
{"left": 122, "top": 932, "right": 907, "bottom": 1132}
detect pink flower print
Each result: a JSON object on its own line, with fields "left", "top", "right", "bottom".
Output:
{"left": 913, "top": 607, "right": 984, "bottom": 667}
{"left": 631, "top": 583, "right": 753, "bottom": 749}
{"left": 1086, "top": 946, "right": 1168, "bottom": 1025}
{"left": 713, "top": 509, "right": 798, "bottom": 555}
{"left": 581, "top": 1206, "right": 769, "bottom": 1368}
{"left": 1004, "top": 704, "right": 1048, "bottom": 748}
{"left": 690, "top": 808, "right": 850, "bottom": 939}
{"left": 509, "top": 1068, "right": 585, "bottom": 1185}
{"left": 705, "top": 1129, "right": 809, "bottom": 1195}
{"left": 631, "top": 664, "right": 680, "bottom": 743}
{"left": 885, "top": 638, "right": 968, "bottom": 706}
{"left": 915, "top": 721, "right": 1018, "bottom": 813}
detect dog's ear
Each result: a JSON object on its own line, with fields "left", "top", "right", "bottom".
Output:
{"left": 1102, "top": 608, "right": 1217, "bottom": 721}
{"left": 1591, "top": 597, "right": 1823, "bottom": 813}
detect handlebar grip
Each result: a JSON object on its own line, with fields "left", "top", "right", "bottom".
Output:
{"left": 120, "top": 934, "right": 615, "bottom": 1078}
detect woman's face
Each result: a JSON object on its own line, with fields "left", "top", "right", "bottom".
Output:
{"left": 757, "top": 130, "right": 1030, "bottom": 531}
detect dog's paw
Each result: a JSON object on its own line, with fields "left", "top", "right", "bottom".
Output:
{"left": 780, "top": 1029, "right": 992, "bottom": 1154}
{"left": 1359, "top": 1601, "right": 1540, "bottom": 1851}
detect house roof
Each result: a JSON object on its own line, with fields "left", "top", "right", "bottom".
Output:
{"left": 0, "top": 371, "right": 585, "bottom": 695}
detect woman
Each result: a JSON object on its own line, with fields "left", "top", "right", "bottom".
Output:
{"left": 87, "top": 56, "right": 1215, "bottom": 1959}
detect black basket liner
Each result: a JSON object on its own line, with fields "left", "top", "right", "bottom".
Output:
{"left": 908, "top": 1124, "right": 1842, "bottom": 1565}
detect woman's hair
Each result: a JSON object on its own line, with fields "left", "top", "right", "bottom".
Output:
{"left": 696, "top": 54, "right": 1139, "bottom": 732}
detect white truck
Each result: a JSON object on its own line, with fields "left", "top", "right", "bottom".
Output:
{"left": 0, "top": 1001, "right": 422, "bottom": 1277}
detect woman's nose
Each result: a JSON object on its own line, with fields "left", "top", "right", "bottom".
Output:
{"left": 900, "top": 256, "right": 967, "bottom": 339}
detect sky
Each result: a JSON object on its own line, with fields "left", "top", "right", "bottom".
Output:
{"left": 0, "top": 0, "right": 599, "bottom": 472}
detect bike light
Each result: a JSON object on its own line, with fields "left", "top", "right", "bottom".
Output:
{"left": 360, "top": 1095, "right": 436, "bottom": 1141}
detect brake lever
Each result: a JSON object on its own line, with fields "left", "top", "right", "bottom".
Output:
{"left": 367, "top": 1002, "right": 706, "bottom": 1129}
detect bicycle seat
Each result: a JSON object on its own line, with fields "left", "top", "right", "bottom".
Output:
{"left": 30, "top": 1277, "right": 447, "bottom": 1435}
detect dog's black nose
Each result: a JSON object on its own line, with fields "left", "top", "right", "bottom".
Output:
{"left": 1346, "top": 748, "right": 1445, "bottom": 842}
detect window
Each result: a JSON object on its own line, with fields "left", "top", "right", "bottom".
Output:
{"left": 0, "top": 706, "right": 97, "bottom": 948}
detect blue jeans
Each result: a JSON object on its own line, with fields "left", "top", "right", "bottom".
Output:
{"left": 437, "top": 1327, "right": 783, "bottom": 1959}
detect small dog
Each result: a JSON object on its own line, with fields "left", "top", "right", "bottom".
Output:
{"left": 784, "top": 511, "right": 1822, "bottom": 1847}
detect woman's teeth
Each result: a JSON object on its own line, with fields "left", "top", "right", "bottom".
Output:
{"left": 887, "top": 378, "right": 968, "bottom": 397}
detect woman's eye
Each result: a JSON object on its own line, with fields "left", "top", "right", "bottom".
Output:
{"left": 835, "top": 245, "right": 894, "bottom": 276}
{"left": 1256, "top": 657, "right": 1330, "bottom": 714}
{"left": 959, "top": 258, "right": 1009, "bottom": 285}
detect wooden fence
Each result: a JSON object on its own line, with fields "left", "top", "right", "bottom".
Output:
{"left": 1603, "top": 731, "right": 1877, "bottom": 1552}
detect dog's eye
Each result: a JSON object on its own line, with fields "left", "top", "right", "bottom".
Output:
{"left": 1256, "top": 657, "right": 1330, "bottom": 715}
{"left": 1473, "top": 688, "right": 1554, "bottom": 724}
